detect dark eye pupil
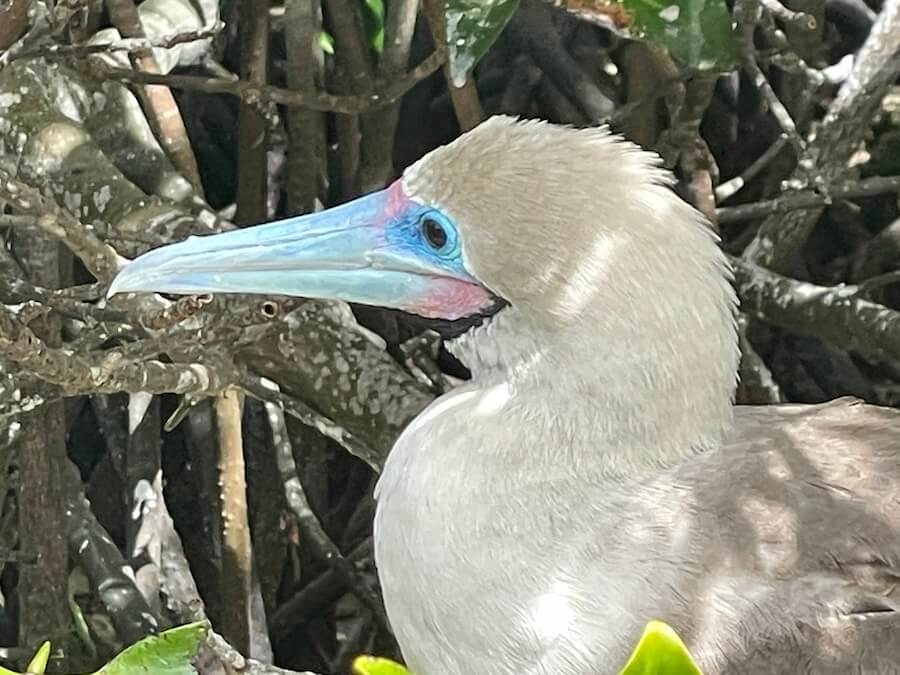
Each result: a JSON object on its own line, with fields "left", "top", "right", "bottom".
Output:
{"left": 423, "top": 218, "right": 447, "bottom": 249}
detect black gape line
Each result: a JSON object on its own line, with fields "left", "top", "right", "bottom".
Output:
{"left": 404, "top": 293, "right": 510, "bottom": 340}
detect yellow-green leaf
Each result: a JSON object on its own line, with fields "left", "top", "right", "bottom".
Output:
{"left": 619, "top": 621, "right": 703, "bottom": 675}
{"left": 0, "top": 641, "right": 51, "bottom": 675}
{"left": 93, "top": 622, "right": 208, "bottom": 675}
{"left": 25, "top": 642, "right": 50, "bottom": 674}
{"left": 352, "top": 655, "right": 411, "bottom": 675}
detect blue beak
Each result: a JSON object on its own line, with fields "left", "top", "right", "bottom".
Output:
{"left": 109, "top": 187, "right": 494, "bottom": 320}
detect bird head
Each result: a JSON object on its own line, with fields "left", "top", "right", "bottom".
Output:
{"left": 110, "top": 116, "right": 738, "bottom": 416}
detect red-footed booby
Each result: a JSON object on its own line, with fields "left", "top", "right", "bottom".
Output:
{"left": 110, "top": 117, "right": 900, "bottom": 674}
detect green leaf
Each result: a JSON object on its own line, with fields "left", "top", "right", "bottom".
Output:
{"left": 609, "top": 0, "right": 734, "bottom": 71}
{"left": 618, "top": 620, "right": 703, "bottom": 675}
{"left": 352, "top": 655, "right": 411, "bottom": 675}
{"left": 362, "top": 0, "right": 386, "bottom": 53}
{"left": 318, "top": 30, "right": 336, "bottom": 55}
{"left": 445, "top": 0, "right": 521, "bottom": 87}
{"left": 0, "top": 624, "right": 206, "bottom": 675}
{"left": 93, "top": 622, "right": 208, "bottom": 675}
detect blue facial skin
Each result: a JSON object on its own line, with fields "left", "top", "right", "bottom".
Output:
{"left": 383, "top": 206, "right": 467, "bottom": 278}
{"left": 107, "top": 186, "right": 486, "bottom": 319}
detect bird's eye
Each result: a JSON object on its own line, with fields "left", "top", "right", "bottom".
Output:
{"left": 422, "top": 218, "right": 448, "bottom": 250}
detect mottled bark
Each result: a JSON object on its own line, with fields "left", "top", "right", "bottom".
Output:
{"left": 0, "top": 51, "right": 432, "bottom": 482}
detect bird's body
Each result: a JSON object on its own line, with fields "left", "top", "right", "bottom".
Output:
{"left": 378, "top": 394, "right": 900, "bottom": 674}
{"left": 111, "top": 116, "right": 900, "bottom": 673}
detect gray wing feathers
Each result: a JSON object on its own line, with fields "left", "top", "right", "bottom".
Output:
{"left": 678, "top": 399, "right": 900, "bottom": 673}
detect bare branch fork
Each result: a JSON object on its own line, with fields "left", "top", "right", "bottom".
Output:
{"left": 742, "top": 0, "right": 900, "bottom": 272}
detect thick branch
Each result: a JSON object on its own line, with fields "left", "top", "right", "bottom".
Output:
{"left": 732, "top": 257, "right": 900, "bottom": 362}
{"left": 359, "top": 0, "right": 420, "bottom": 191}
{"left": 284, "top": 0, "right": 326, "bottom": 213}
{"left": 717, "top": 174, "right": 900, "bottom": 224}
{"left": 105, "top": 0, "right": 205, "bottom": 194}
{"left": 0, "top": 168, "right": 123, "bottom": 282}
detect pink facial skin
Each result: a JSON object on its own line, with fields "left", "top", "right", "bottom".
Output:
{"left": 383, "top": 180, "right": 414, "bottom": 221}
{"left": 416, "top": 278, "right": 497, "bottom": 320}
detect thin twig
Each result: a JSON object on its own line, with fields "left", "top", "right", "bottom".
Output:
{"left": 734, "top": 0, "right": 805, "bottom": 153}
{"left": 90, "top": 49, "right": 445, "bottom": 114}
{"left": 217, "top": 389, "right": 254, "bottom": 657}
{"left": 0, "top": 304, "right": 234, "bottom": 395}
{"left": 11, "top": 22, "right": 224, "bottom": 62}
{"left": 716, "top": 135, "right": 789, "bottom": 202}
{"left": 858, "top": 269, "right": 900, "bottom": 296}
{"left": 0, "top": 244, "right": 115, "bottom": 322}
